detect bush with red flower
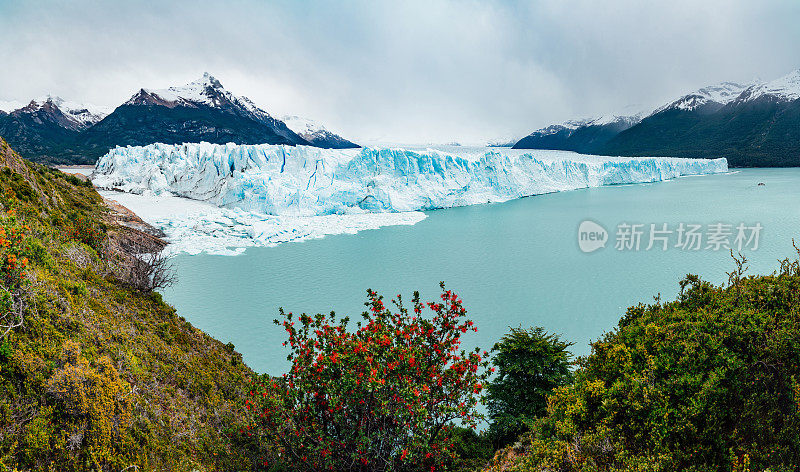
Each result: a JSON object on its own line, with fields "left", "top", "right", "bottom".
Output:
{"left": 0, "top": 209, "right": 30, "bottom": 339}
{"left": 248, "top": 283, "right": 491, "bottom": 471}
{"left": 66, "top": 214, "right": 105, "bottom": 251}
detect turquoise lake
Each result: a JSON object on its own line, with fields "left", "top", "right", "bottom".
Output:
{"left": 161, "top": 168, "right": 800, "bottom": 374}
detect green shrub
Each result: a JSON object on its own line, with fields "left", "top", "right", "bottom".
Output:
{"left": 486, "top": 327, "right": 573, "bottom": 448}
{"left": 510, "top": 261, "right": 800, "bottom": 472}
{"left": 22, "top": 237, "right": 50, "bottom": 267}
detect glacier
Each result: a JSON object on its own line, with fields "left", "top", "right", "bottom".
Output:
{"left": 92, "top": 143, "right": 728, "bottom": 255}
{"left": 93, "top": 143, "right": 728, "bottom": 215}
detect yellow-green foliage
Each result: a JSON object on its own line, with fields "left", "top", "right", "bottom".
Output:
{"left": 0, "top": 138, "right": 259, "bottom": 471}
{"left": 45, "top": 341, "right": 132, "bottom": 469}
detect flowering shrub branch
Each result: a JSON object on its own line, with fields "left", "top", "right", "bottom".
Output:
{"left": 249, "top": 283, "right": 490, "bottom": 471}
{"left": 66, "top": 214, "right": 105, "bottom": 251}
{"left": 0, "top": 209, "right": 30, "bottom": 340}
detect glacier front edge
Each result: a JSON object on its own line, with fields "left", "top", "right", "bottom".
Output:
{"left": 92, "top": 143, "right": 728, "bottom": 217}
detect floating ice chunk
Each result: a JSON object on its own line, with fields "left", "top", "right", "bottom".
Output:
{"left": 98, "top": 190, "right": 427, "bottom": 256}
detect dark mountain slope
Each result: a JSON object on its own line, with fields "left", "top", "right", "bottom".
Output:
{"left": 512, "top": 73, "right": 800, "bottom": 166}
{"left": 513, "top": 116, "right": 643, "bottom": 154}
{"left": 602, "top": 97, "right": 800, "bottom": 166}
{"left": 1, "top": 73, "right": 360, "bottom": 164}
{"left": 72, "top": 74, "right": 310, "bottom": 162}
{"left": 0, "top": 100, "right": 83, "bottom": 164}
{"left": 76, "top": 102, "right": 306, "bottom": 161}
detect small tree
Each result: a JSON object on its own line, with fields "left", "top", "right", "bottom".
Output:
{"left": 486, "top": 327, "right": 573, "bottom": 447}
{"left": 249, "top": 283, "right": 490, "bottom": 472}
{"left": 113, "top": 234, "right": 176, "bottom": 293}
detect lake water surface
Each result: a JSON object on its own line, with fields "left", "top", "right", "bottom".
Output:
{"left": 161, "top": 169, "right": 800, "bottom": 374}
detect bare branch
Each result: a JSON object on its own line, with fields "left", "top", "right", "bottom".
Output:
{"left": 111, "top": 232, "right": 177, "bottom": 293}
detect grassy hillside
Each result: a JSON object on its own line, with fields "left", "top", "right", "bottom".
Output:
{"left": 0, "top": 137, "right": 260, "bottom": 471}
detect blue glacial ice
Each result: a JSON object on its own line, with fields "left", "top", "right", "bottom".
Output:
{"left": 93, "top": 143, "right": 728, "bottom": 216}
{"left": 92, "top": 143, "right": 728, "bottom": 255}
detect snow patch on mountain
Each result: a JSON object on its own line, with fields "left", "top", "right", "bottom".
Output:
{"left": 281, "top": 114, "right": 358, "bottom": 148}
{"left": 583, "top": 112, "right": 645, "bottom": 127}
{"left": 281, "top": 115, "right": 327, "bottom": 136}
{"left": 654, "top": 81, "right": 752, "bottom": 114}
{"left": 0, "top": 96, "right": 110, "bottom": 127}
{"left": 125, "top": 73, "right": 224, "bottom": 107}
{"left": 0, "top": 100, "right": 25, "bottom": 113}
{"left": 738, "top": 70, "right": 800, "bottom": 103}
{"left": 123, "top": 73, "right": 272, "bottom": 121}
{"left": 695, "top": 82, "right": 751, "bottom": 104}
{"left": 39, "top": 96, "right": 112, "bottom": 127}
{"left": 2, "top": 95, "right": 110, "bottom": 127}
{"left": 519, "top": 111, "right": 645, "bottom": 143}
{"left": 526, "top": 121, "right": 583, "bottom": 138}
{"left": 280, "top": 114, "right": 339, "bottom": 142}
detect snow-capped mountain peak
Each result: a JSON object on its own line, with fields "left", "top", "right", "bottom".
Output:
{"left": 736, "top": 69, "right": 800, "bottom": 103}
{"left": 281, "top": 115, "right": 359, "bottom": 149}
{"left": 3, "top": 95, "right": 111, "bottom": 129}
{"left": 122, "top": 73, "right": 286, "bottom": 129}
{"left": 155, "top": 72, "right": 227, "bottom": 106}
{"left": 125, "top": 73, "right": 260, "bottom": 111}
{"left": 33, "top": 95, "right": 111, "bottom": 127}
{"left": 0, "top": 99, "right": 25, "bottom": 114}
{"left": 281, "top": 115, "right": 329, "bottom": 136}
{"left": 653, "top": 81, "right": 752, "bottom": 114}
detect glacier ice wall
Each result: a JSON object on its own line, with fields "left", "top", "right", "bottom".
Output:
{"left": 92, "top": 143, "right": 728, "bottom": 216}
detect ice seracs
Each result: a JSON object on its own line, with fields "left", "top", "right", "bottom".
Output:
{"left": 93, "top": 142, "right": 728, "bottom": 218}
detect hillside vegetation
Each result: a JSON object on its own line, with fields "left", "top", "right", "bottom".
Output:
{"left": 486, "top": 256, "right": 800, "bottom": 471}
{"left": 0, "top": 134, "right": 798, "bottom": 471}
{"left": 0, "top": 137, "right": 259, "bottom": 471}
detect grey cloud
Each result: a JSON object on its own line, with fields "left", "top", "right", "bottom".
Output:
{"left": 0, "top": 0, "right": 798, "bottom": 143}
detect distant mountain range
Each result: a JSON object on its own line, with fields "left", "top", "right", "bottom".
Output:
{"left": 0, "top": 73, "right": 359, "bottom": 164}
{"left": 514, "top": 70, "right": 800, "bottom": 166}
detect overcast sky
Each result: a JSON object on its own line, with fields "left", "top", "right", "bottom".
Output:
{"left": 1, "top": 0, "right": 799, "bottom": 144}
